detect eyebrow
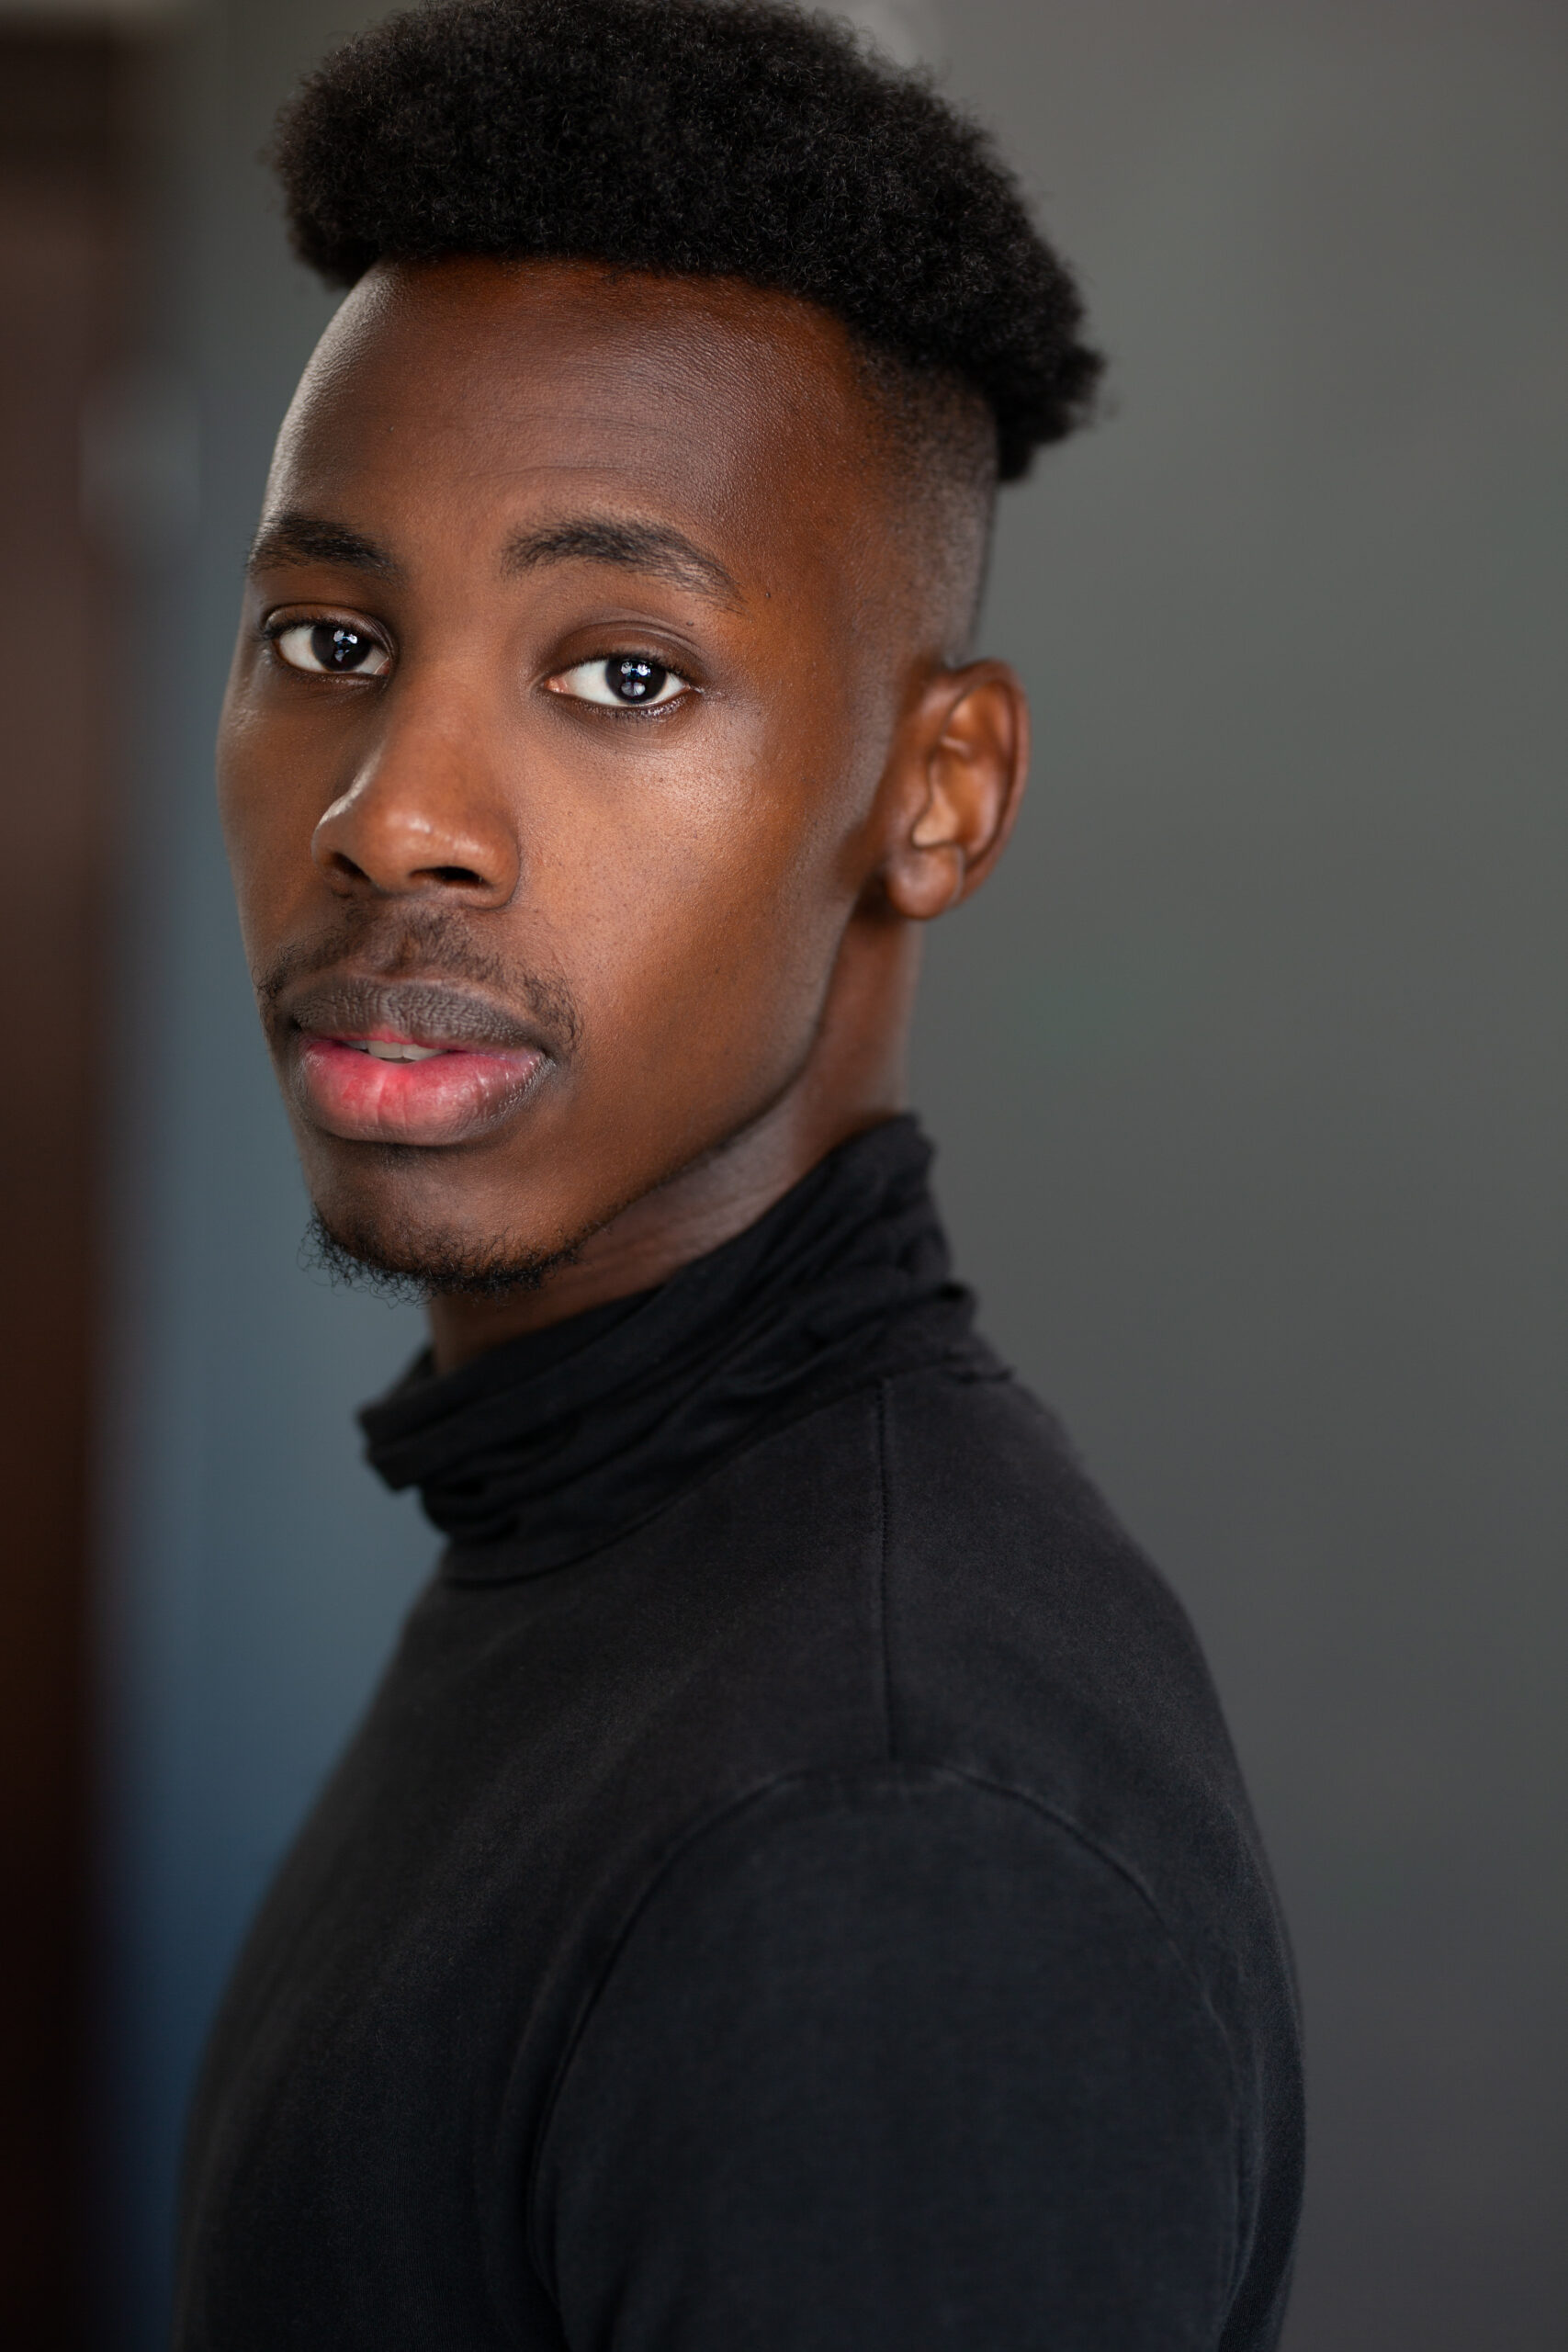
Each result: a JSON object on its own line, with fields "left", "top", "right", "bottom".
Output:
{"left": 500, "top": 517, "right": 740, "bottom": 605}
{"left": 246, "top": 513, "right": 401, "bottom": 581}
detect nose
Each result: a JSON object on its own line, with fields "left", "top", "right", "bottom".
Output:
{"left": 310, "top": 691, "right": 521, "bottom": 906}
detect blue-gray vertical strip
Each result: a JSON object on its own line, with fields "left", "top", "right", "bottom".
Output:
{"left": 95, "top": 7, "right": 432, "bottom": 2343}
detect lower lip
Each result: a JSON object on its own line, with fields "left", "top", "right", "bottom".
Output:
{"left": 294, "top": 1035, "right": 547, "bottom": 1146}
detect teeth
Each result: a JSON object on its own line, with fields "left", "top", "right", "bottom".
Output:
{"left": 359, "top": 1039, "right": 445, "bottom": 1062}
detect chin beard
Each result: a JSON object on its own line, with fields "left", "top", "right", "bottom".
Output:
{"left": 299, "top": 1206, "right": 584, "bottom": 1305}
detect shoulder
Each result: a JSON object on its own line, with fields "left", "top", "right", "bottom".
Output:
{"left": 599, "top": 1353, "right": 1280, "bottom": 1977}
{"left": 869, "top": 1359, "right": 1297, "bottom": 2059}
{"left": 570, "top": 1761, "right": 1232, "bottom": 2066}
{"left": 874, "top": 1357, "right": 1241, "bottom": 1807}
{"left": 531, "top": 1763, "right": 1247, "bottom": 2347}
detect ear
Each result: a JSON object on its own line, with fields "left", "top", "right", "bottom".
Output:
{"left": 878, "top": 662, "right": 1030, "bottom": 922}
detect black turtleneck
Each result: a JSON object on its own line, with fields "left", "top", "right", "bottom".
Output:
{"left": 175, "top": 1118, "right": 1303, "bottom": 2351}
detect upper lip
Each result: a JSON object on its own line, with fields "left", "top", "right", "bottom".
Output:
{"left": 278, "top": 972, "right": 552, "bottom": 1058}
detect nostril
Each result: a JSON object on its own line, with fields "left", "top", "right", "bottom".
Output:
{"left": 423, "top": 865, "right": 486, "bottom": 887}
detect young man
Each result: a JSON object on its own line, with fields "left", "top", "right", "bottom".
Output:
{"left": 177, "top": 2, "right": 1303, "bottom": 2344}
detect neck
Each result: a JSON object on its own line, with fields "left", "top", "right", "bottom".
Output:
{"left": 427, "top": 918, "right": 920, "bottom": 1373}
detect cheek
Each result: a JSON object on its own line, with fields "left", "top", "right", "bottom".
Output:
{"left": 215, "top": 673, "right": 345, "bottom": 932}
{"left": 538, "top": 727, "right": 856, "bottom": 1067}
{"left": 215, "top": 694, "right": 284, "bottom": 929}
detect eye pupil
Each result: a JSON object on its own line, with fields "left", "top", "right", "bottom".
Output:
{"left": 311, "top": 623, "right": 373, "bottom": 672}
{"left": 606, "top": 657, "right": 666, "bottom": 703}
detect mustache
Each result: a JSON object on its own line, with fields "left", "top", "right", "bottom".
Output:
{"left": 254, "top": 905, "right": 581, "bottom": 1056}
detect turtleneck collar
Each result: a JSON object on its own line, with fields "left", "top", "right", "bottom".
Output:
{"left": 359, "top": 1115, "right": 981, "bottom": 1581}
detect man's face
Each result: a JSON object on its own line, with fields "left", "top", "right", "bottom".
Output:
{"left": 220, "top": 259, "right": 937, "bottom": 1286}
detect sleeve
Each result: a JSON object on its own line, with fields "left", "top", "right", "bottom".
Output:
{"left": 531, "top": 1769, "right": 1240, "bottom": 2352}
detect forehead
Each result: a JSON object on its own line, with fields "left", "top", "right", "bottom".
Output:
{"left": 266, "top": 258, "right": 890, "bottom": 592}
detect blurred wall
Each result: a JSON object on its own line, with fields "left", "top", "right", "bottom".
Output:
{"left": 0, "top": 25, "right": 149, "bottom": 2343}
{"left": 100, "top": 2, "right": 1566, "bottom": 2346}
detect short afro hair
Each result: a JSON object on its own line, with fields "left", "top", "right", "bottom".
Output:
{"left": 272, "top": 0, "right": 1101, "bottom": 483}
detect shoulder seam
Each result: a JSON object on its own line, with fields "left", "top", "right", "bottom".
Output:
{"left": 522, "top": 1758, "right": 1242, "bottom": 2290}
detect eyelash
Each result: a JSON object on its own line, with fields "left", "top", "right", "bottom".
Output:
{"left": 549, "top": 653, "right": 696, "bottom": 716}
{"left": 261, "top": 615, "right": 391, "bottom": 673}
{"left": 261, "top": 617, "right": 697, "bottom": 714}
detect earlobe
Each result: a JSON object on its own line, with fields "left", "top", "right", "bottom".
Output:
{"left": 882, "top": 662, "right": 1028, "bottom": 922}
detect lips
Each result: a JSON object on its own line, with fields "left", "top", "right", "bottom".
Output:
{"left": 278, "top": 977, "right": 554, "bottom": 1147}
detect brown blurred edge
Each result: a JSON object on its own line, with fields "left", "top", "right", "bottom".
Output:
{"left": 1, "top": 24, "right": 164, "bottom": 2345}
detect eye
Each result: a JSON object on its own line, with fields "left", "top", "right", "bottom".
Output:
{"left": 269, "top": 619, "right": 390, "bottom": 677}
{"left": 549, "top": 655, "right": 692, "bottom": 709}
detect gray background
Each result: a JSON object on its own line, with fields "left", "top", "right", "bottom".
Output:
{"left": 97, "top": 1, "right": 1566, "bottom": 2344}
